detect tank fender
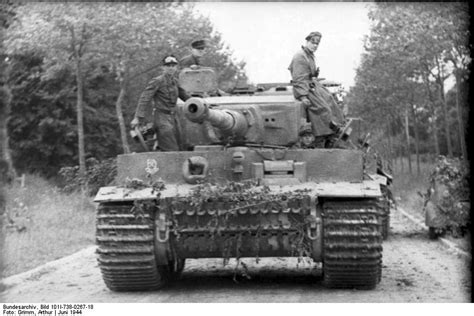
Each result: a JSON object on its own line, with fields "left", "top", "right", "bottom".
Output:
{"left": 270, "top": 180, "right": 382, "bottom": 198}
{"left": 313, "top": 180, "right": 382, "bottom": 198}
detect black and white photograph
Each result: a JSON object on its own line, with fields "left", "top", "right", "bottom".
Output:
{"left": 0, "top": 0, "right": 471, "bottom": 310}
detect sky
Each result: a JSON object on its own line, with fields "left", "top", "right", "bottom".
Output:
{"left": 194, "top": 1, "right": 374, "bottom": 89}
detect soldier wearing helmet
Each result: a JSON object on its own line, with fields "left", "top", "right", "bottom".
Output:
{"left": 288, "top": 31, "right": 345, "bottom": 148}
{"left": 131, "top": 55, "right": 190, "bottom": 151}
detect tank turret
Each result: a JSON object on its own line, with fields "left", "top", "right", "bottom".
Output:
{"left": 184, "top": 97, "right": 249, "bottom": 138}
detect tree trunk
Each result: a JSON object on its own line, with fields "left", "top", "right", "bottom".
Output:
{"left": 422, "top": 72, "right": 440, "bottom": 158}
{"left": 454, "top": 71, "right": 467, "bottom": 162}
{"left": 404, "top": 105, "right": 412, "bottom": 174}
{"left": 434, "top": 58, "right": 453, "bottom": 157}
{"left": 1, "top": 6, "right": 15, "bottom": 181}
{"left": 116, "top": 82, "right": 130, "bottom": 154}
{"left": 399, "top": 145, "right": 404, "bottom": 173}
{"left": 432, "top": 121, "right": 440, "bottom": 157}
{"left": 439, "top": 86, "right": 453, "bottom": 158}
{"left": 75, "top": 58, "right": 86, "bottom": 187}
{"left": 0, "top": 47, "right": 16, "bottom": 183}
{"left": 0, "top": 84, "right": 16, "bottom": 183}
{"left": 386, "top": 120, "right": 394, "bottom": 169}
{"left": 71, "top": 26, "right": 86, "bottom": 190}
{"left": 411, "top": 104, "right": 421, "bottom": 175}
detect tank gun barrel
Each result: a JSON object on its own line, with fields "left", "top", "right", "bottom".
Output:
{"left": 184, "top": 97, "right": 248, "bottom": 137}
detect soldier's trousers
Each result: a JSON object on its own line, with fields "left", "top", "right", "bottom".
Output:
{"left": 153, "top": 110, "right": 183, "bottom": 151}
{"left": 306, "top": 81, "right": 345, "bottom": 137}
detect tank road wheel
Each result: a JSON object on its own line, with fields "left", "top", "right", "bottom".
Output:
{"left": 322, "top": 199, "right": 383, "bottom": 290}
{"left": 96, "top": 202, "right": 169, "bottom": 291}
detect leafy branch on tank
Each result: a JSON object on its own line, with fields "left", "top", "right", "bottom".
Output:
{"left": 169, "top": 181, "right": 315, "bottom": 274}
{"left": 122, "top": 175, "right": 166, "bottom": 196}
{"left": 121, "top": 175, "right": 166, "bottom": 221}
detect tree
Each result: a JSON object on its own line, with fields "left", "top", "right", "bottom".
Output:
{"left": 348, "top": 2, "right": 470, "bottom": 169}
{"left": 6, "top": 3, "right": 110, "bottom": 188}
{"left": 441, "top": 3, "right": 470, "bottom": 161}
{"left": 91, "top": 2, "right": 179, "bottom": 154}
{"left": 0, "top": 1, "right": 17, "bottom": 183}
{"left": 5, "top": 2, "right": 247, "bottom": 179}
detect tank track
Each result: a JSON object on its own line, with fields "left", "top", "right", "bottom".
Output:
{"left": 380, "top": 185, "right": 393, "bottom": 240}
{"left": 322, "top": 199, "right": 383, "bottom": 289}
{"left": 96, "top": 202, "right": 167, "bottom": 291}
{"left": 379, "top": 198, "right": 390, "bottom": 240}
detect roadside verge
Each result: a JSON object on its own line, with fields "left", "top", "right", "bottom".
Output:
{"left": 396, "top": 207, "right": 471, "bottom": 259}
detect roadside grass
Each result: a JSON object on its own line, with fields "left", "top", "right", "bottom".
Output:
{"left": 2, "top": 174, "right": 96, "bottom": 278}
{"left": 391, "top": 157, "right": 434, "bottom": 218}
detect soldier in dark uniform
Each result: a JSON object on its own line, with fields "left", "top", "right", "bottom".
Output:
{"left": 180, "top": 39, "right": 207, "bottom": 68}
{"left": 288, "top": 31, "right": 345, "bottom": 148}
{"left": 296, "top": 123, "right": 316, "bottom": 149}
{"left": 131, "top": 55, "right": 190, "bottom": 151}
{"left": 179, "top": 39, "right": 227, "bottom": 97}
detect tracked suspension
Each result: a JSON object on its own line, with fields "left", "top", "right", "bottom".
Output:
{"left": 322, "top": 199, "right": 383, "bottom": 289}
{"left": 96, "top": 193, "right": 384, "bottom": 291}
{"left": 96, "top": 202, "right": 167, "bottom": 291}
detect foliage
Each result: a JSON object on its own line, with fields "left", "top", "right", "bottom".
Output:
{"left": 424, "top": 156, "right": 470, "bottom": 236}
{"left": 173, "top": 181, "right": 313, "bottom": 265}
{"left": 7, "top": 53, "right": 122, "bottom": 177}
{"left": 347, "top": 2, "right": 470, "bottom": 163}
{"left": 5, "top": 2, "right": 247, "bottom": 177}
{"left": 59, "top": 157, "right": 117, "bottom": 196}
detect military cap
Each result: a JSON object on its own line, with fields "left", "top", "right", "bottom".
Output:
{"left": 162, "top": 55, "right": 178, "bottom": 65}
{"left": 305, "top": 31, "right": 322, "bottom": 41}
{"left": 299, "top": 123, "right": 313, "bottom": 136}
{"left": 191, "top": 39, "right": 207, "bottom": 49}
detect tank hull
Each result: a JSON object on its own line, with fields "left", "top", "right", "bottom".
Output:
{"left": 95, "top": 148, "right": 383, "bottom": 291}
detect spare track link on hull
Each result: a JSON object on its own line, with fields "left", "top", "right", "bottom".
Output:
{"left": 322, "top": 199, "right": 383, "bottom": 289}
{"left": 96, "top": 202, "right": 166, "bottom": 291}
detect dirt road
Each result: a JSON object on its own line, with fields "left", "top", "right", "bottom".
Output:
{"left": 1, "top": 207, "right": 471, "bottom": 303}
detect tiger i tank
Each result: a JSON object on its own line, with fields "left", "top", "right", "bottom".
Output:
{"left": 94, "top": 67, "right": 386, "bottom": 291}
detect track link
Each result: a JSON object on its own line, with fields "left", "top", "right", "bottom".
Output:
{"left": 380, "top": 185, "right": 392, "bottom": 240}
{"left": 379, "top": 198, "right": 390, "bottom": 240}
{"left": 96, "top": 202, "right": 166, "bottom": 291}
{"left": 322, "top": 199, "right": 383, "bottom": 289}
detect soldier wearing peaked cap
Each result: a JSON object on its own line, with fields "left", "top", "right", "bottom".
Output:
{"left": 180, "top": 39, "right": 207, "bottom": 68}
{"left": 288, "top": 31, "right": 345, "bottom": 148}
{"left": 131, "top": 55, "right": 190, "bottom": 151}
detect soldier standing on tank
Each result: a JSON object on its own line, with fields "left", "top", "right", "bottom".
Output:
{"left": 180, "top": 39, "right": 207, "bottom": 69}
{"left": 180, "top": 39, "right": 227, "bottom": 97}
{"left": 131, "top": 55, "right": 190, "bottom": 151}
{"left": 288, "top": 31, "right": 345, "bottom": 148}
